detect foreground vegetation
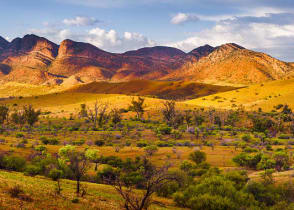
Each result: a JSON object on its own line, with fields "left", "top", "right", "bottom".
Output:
{"left": 0, "top": 96, "right": 293, "bottom": 209}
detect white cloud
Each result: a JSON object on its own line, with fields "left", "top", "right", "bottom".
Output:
{"left": 63, "top": 16, "right": 100, "bottom": 26}
{"left": 168, "top": 13, "right": 294, "bottom": 61}
{"left": 86, "top": 27, "right": 156, "bottom": 52}
{"left": 171, "top": 13, "right": 199, "bottom": 24}
{"left": 29, "top": 26, "right": 156, "bottom": 53}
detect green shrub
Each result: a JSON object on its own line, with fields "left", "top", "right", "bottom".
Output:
{"left": 15, "top": 133, "right": 24, "bottom": 138}
{"left": 3, "top": 156, "right": 26, "bottom": 171}
{"left": 24, "top": 164, "right": 41, "bottom": 176}
{"left": 137, "top": 141, "right": 148, "bottom": 147}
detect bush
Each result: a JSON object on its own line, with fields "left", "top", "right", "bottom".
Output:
{"left": 72, "top": 139, "right": 85, "bottom": 146}
{"left": 24, "top": 164, "right": 41, "bottom": 176}
{"left": 94, "top": 140, "right": 105, "bottom": 146}
{"left": 15, "top": 133, "right": 24, "bottom": 138}
{"left": 7, "top": 185, "right": 24, "bottom": 198}
{"left": 242, "top": 134, "right": 251, "bottom": 142}
{"left": 243, "top": 147, "right": 258, "bottom": 153}
{"left": 137, "top": 141, "right": 148, "bottom": 147}
{"left": 3, "top": 156, "right": 26, "bottom": 171}
{"left": 40, "top": 136, "right": 59, "bottom": 145}
{"left": 278, "top": 134, "right": 291, "bottom": 139}
{"left": 156, "top": 125, "right": 172, "bottom": 135}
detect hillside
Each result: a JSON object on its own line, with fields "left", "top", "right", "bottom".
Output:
{"left": 164, "top": 43, "right": 294, "bottom": 85}
{"left": 68, "top": 80, "right": 238, "bottom": 100}
{"left": 185, "top": 78, "right": 294, "bottom": 111}
{"left": 0, "top": 34, "right": 293, "bottom": 86}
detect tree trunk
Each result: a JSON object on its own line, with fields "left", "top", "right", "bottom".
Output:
{"left": 76, "top": 178, "right": 80, "bottom": 195}
{"left": 95, "top": 162, "right": 98, "bottom": 171}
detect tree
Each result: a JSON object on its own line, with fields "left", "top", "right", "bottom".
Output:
{"left": 108, "top": 158, "right": 176, "bottom": 210}
{"left": 129, "top": 97, "right": 145, "bottom": 120}
{"left": 49, "top": 168, "right": 63, "bottom": 195}
{"left": 58, "top": 145, "right": 89, "bottom": 195}
{"left": 110, "top": 108, "right": 122, "bottom": 128}
{"left": 189, "top": 151, "right": 206, "bottom": 165}
{"left": 23, "top": 105, "right": 41, "bottom": 127}
{"left": 87, "top": 100, "right": 108, "bottom": 128}
{"left": 79, "top": 104, "right": 88, "bottom": 118}
{"left": 0, "top": 105, "right": 9, "bottom": 125}
{"left": 10, "top": 110, "right": 26, "bottom": 127}
{"left": 162, "top": 100, "right": 176, "bottom": 127}
{"left": 273, "top": 151, "right": 289, "bottom": 171}
{"left": 144, "top": 145, "right": 158, "bottom": 157}
{"left": 85, "top": 149, "right": 100, "bottom": 171}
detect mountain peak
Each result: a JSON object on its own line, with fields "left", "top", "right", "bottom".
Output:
{"left": 217, "top": 43, "right": 245, "bottom": 50}
{"left": 0, "top": 36, "right": 9, "bottom": 50}
{"left": 189, "top": 44, "right": 214, "bottom": 59}
{"left": 123, "top": 46, "right": 186, "bottom": 58}
{"left": 7, "top": 34, "right": 58, "bottom": 58}
{"left": 58, "top": 39, "right": 110, "bottom": 58}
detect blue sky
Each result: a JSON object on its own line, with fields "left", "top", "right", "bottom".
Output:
{"left": 1, "top": 0, "right": 294, "bottom": 61}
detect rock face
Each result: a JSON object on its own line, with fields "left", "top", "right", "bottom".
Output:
{"left": 0, "top": 34, "right": 293, "bottom": 85}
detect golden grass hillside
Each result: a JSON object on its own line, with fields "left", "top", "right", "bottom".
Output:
{"left": 0, "top": 92, "right": 196, "bottom": 117}
{"left": 68, "top": 80, "right": 237, "bottom": 100}
{"left": 185, "top": 78, "right": 294, "bottom": 111}
{"left": 0, "top": 170, "right": 179, "bottom": 210}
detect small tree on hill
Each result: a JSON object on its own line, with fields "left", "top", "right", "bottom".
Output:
{"left": 162, "top": 100, "right": 176, "bottom": 127}
{"left": 23, "top": 105, "right": 41, "bottom": 127}
{"left": 10, "top": 110, "right": 26, "bottom": 128}
{"left": 110, "top": 108, "right": 122, "bottom": 128}
{"left": 0, "top": 105, "right": 9, "bottom": 126}
{"left": 189, "top": 151, "right": 206, "bottom": 165}
{"left": 87, "top": 100, "right": 108, "bottom": 128}
{"left": 79, "top": 104, "right": 88, "bottom": 118}
{"left": 129, "top": 97, "right": 145, "bottom": 120}
{"left": 85, "top": 149, "right": 100, "bottom": 171}
{"left": 58, "top": 145, "right": 90, "bottom": 195}
{"left": 49, "top": 168, "right": 64, "bottom": 195}
{"left": 108, "top": 158, "right": 176, "bottom": 210}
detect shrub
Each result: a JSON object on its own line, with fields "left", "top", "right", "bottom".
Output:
{"left": 24, "top": 164, "right": 41, "bottom": 176}
{"left": 8, "top": 185, "right": 24, "bottom": 198}
{"left": 137, "top": 141, "right": 148, "bottom": 147}
{"left": 15, "top": 133, "right": 24, "bottom": 138}
{"left": 278, "top": 134, "right": 291, "bottom": 139}
{"left": 156, "top": 125, "right": 172, "bottom": 135}
{"left": 242, "top": 134, "right": 251, "bottom": 142}
{"left": 3, "top": 156, "right": 26, "bottom": 171}
{"left": 243, "top": 147, "right": 258, "bottom": 153}
{"left": 144, "top": 145, "right": 158, "bottom": 156}
{"left": 94, "top": 140, "right": 105, "bottom": 146}
{"left": 72, "top": 139, "right": 85, "bottom": 146}
{"left": 189, "top": 151, "right": 206, "bottom": 164}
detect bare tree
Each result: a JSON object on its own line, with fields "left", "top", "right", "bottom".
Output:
{"left": 162, "top": 100, "right": 176, "bottom": 127}
{"left": 87, "top": 100, "right": 108, "bottom": 128}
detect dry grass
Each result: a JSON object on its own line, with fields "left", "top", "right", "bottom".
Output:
{"left": 185, "top": 78, "right": 294, "bottom": 111}
{"left": 0, "top": 170, "right": 179, "bottom": 210}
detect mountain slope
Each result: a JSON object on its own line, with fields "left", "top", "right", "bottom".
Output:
{"left": 0, "top": 34, "right": 293, "bottom": 86}
{"left": 163, "top": 43, "right": 294, "bottom": 85}
{"left": 0, "top": 34, "right": 59, "bottom": 84}
{"left": 68, "top": 80, "right": 238, "bottom": 100}
{"left": 185, "top": 78, "right": 294, "bottom": 111}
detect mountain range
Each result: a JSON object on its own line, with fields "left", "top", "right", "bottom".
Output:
{"left": 0, "top": 34, "right": 293, "bottom": 86}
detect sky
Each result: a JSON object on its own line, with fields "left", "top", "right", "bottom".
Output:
{"left": 0, "top": 0, "right": 294, "bottom": 61}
